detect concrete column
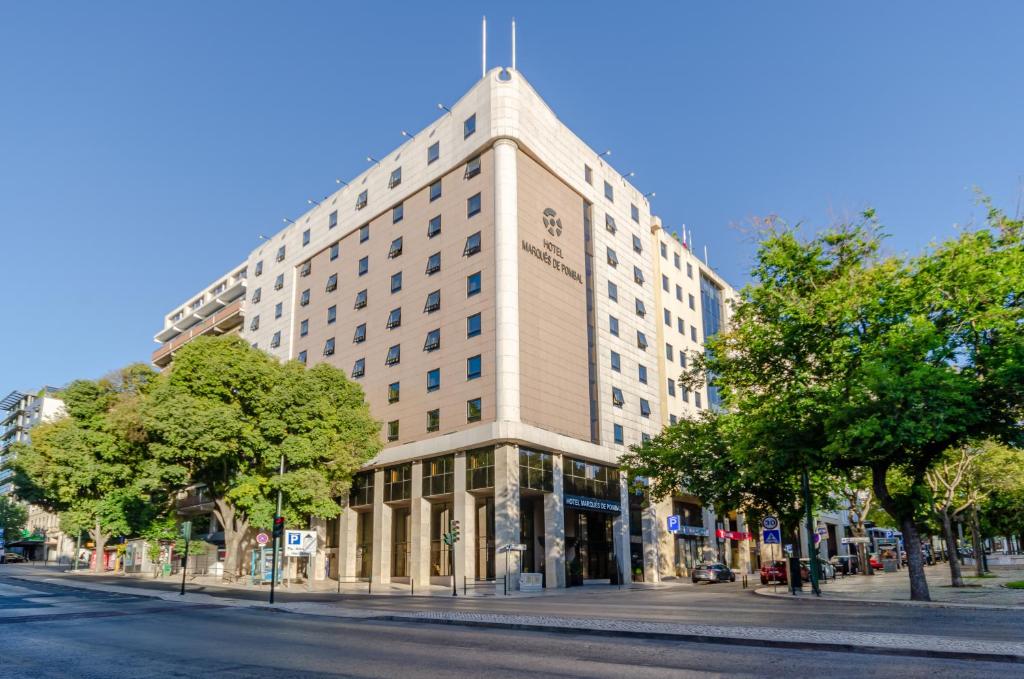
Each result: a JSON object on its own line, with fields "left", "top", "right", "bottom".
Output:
{"left": 736, "top": 514, "right": 750, "bottom": 575}
{"left": 494, "top": 443, "right": 521, "bottom": 593}
{"left": 453, "top": 452, "right": 477, "bottom": 588}
{"left": 338, "top": 504, "right": 357, "bottom": 579}
{"left": 544, "top": 452, "right": 565, "bottom": 589}
{"left": 613, "top": 471, "right": 632, "bottom": 584}
{"left": 371, "top": 468, "right": 392, "bottom": 584}
{"left": 702, "top": 507, "right": 717, "bottom": 563}
{"left": 311, "top": 516, "right": 327, "bottom": 581}
{"left": 493, "top": 139, "right": 520, "bottom": 424}
{"left": 410, "top": 461, "right": 431, "bottom": 587}
{"left": 646, "top": 495, "right": 672, "bottom": 582}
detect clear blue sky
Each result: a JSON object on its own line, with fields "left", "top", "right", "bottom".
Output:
{"left": 2, "top": 2, "right": 1021, "bottom": 390}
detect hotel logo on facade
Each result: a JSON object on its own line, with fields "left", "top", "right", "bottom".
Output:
{"left": 521, "top": 207, "right": 583, "bottom": 285}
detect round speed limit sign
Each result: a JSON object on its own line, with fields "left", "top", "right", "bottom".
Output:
{"left": 256, "top": 532, "right": 269, "bottom": 546}
{"left": 761, "top": 516, "right": 779, "bottom": 531}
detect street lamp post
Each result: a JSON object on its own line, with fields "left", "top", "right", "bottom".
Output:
{"left": 802, "top": 469, "right": 822, "bottom": 596}
{"left": 270, "top": 454, "right": 285, "bottom": 605}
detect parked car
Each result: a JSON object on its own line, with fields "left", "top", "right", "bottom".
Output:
{"left": 2, "top": 552, "right": 27, "bottom": 564}
{"left": 760, "top": 560, "right": 788, "bottom": 585}
{"left": 692, "top": 563, "right": 736, "bottom": 583}
{"left": 830, "top": 554, "right": 859, "bottom": 575}
{"left": 800, "top": 558, "right": 835, "bottom": 581}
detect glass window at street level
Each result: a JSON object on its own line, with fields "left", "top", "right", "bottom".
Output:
{"left": 422, "top": 454, "right": 454, "bottom": 495}
{"left": 466, "top": 448, "right": 494, "bottom": 490}
{"left": 519, "top": 448, "right": 553, "bottom": 492}
{"left": 564, "top": 457, "right": 620, "bottom": 500}
{"left": 350, "top": 472, "right": 374, "bottom": 506}
{"left": 383, "top": 463, "right": 411, "bottom": 500}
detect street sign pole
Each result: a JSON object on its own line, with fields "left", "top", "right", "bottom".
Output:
{"left": 270, "top": 454, "right": 285, "bottom": 605}
{"left": 802, "top": 469, "right": 821, "bottom": 596}
{"left": 179, "top": 521, "right": 192, "bottom": 596}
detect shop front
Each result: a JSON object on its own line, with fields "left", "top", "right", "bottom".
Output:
{"left": 563, "top": 457, "right": 622, "bottom": 586}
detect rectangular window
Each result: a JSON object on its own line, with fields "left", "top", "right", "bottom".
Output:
{"left": 427, "top": 368, "right": 440, "bottom": 392}
{"left": 323, "top": 337, "right": 335, "bottom": 356}
{"left": 358, "top": 256, "right": 368, "bottom": 276}
{"left": 423, "top": 328, "right": 441, "bottom": 352}
{"left": 463, "top": 113, "right": 476, "bottom": 138}
{"left": 640, "top": 398, "right": 651, "bottom": 418}
{"left": 353, "top": 323, "right": 366, "bottom": 343}
{"left": 298, "top": 350, "right": 307, "bottom": 364}
{"left": 467, "top": 312, "right": 481, "bottom": 338}
{"left": 666, "top": 343, "right": 674, "bottom": 361}
{"left": 427, "top": 141, "right": 440, "bottom": 164}
{"left": 680, "top": 352, "right": 687, "bottom": 368}
{"left": 251, "top": 288, "right": 262, "bottom": 304}
{"left": 392, "top": 203, "right": 404, "bottom": 223}
{"left": 326, "top": 273, "right": 338, "bottom": 292}
{"left": 275, "top": 302, "right": 283, "bottom": 318}
{"left": 605, "top": 214, "right": 617, "bottom": 234}
{"left": 633, "top": 266, "right": 645, "bottom": 285}
{"left": 467, "top": 271, "right": 482, "bottom": 297}
{"left": 584, "top": 164, "right": 593, "bottom": 185}
{"left": 664, "top": 308, "right": 671, "bottom": 326}
{"left": 354, "top": 289, "right": 368, "bottom": 309}
{"left": 660, "top": 242, "right": 667, "bottom": 259}
{"left": 386, "top": 307, "right": 402, "bottom": 329}
{"left": 300, "top": 319, "right": 308, "bottom": 336}
{"left": 299, "top": 260, "right": 311, "bottom": 277}
{"left": 563, "top": 457, "right": 621, "bottom": 500}
{"left": 360, "top": 224, "right": 370, "bottom": 242}
{"left": 391, "top": 271, "right": 402, "bottom": 293}
{"left": 389, "top": 167, "right": 402, "bottom": 189}
{"left": 466, "top": 397, "right": 482, "bottom": 422}
{"left": 614, "top": 424, "right": 624, "bottom": 444}
{"left": 429, "top": 179, "right": 442, "bottom": 202}
{"left": 386, "top": 344, "right": 401, "bottom": 365}
{"left": 610, "top": 351, "right": 620, "bottom": 372}
{"left": 688, "top": 293, "right": 696, "bottom": 310}
{"left": 349, "top": 471, "right": 373, "bottom": 506}
{"left": 670, "top": 414, "right": 677, "bottom": 425}
{"left": 695, "top": 392, "right": 702, "bottom": 409}
{"left": 249, "top": 315, "right": 260, "bottom": 331}
{"left": 606, "top": 248, "right": 618, "bottom": 267}
{"left": 356, "top": 190, "right": 368, "bottom": 210}
{"left": 426, "top": 252, "right": 441, "bottom": 275}
{"left": 632, "top": 234, "right": 642, "bottom": 253}
{"left": 428, "top": 215, "right": 441, "bottom": 238}
{"left": 608, "top": 280, "right": 618, "bottom": 301}
{"left": 300, "top": 289, "right": 310, "bottom": 306}
{"left": 662, "top": 274, "right": 669, "bottom": 292}
{"left": 667, "top": 379, "right": 676, "bottom": 397}
{"left": 330, "top": 242, "right": 339, "bottom": 260}
{"left": 676, "top": 285, "right": 683, "bottom": 302}
{"left": 604, "top": 181, "right": 614, "bottom": 202}
{"left": 678, "top": 317, "right": 684, "bottom": 334}
{"left": 674, "top": 252, "right": 681, "bottom": 269}
{"left": 638, "top": 364, "right": 647, "bottom": 384}
{"left": 327, "top": 305, "right": 336, "bottom": 324}
{"left": 329, "top": 210, "right": 338, "bottom": 229}
{"left": 635, "top": 298, "right": 646, "bottom": 317}
{"left": 388, "top": 382, "right": 400, "bottom": 404}
{"left": 464, "top": 232, "right": 482, "bottom": 257}
{"left": 687, "top": 262, "right": 693, "bottom": 278}
{"left": 302, "top": 230, "right": 310, "bottom": 247}
{"left": 631, "top": 204, "right": 639, "bottom": 223}
{"left": 467, "top": 354, "right": 482, "bottom": 380}
{"left": 513, "top": 449, "right": 553, "bottom": 493}
{"left": 681, "top": 386, "right": 689, "bottom": 402}
{"left": 424, "top": 289, "right": 441, "bottom": 313}
{"left": 465, "top": 156, "right": 481, "bottom": 179}
{"left": 255, "top": 260, "right": 263, "bottom": 277}
{"left": 270, "top": 331, "right": 281, "bottom": 348}
{"left": 422, "top": 454, "right": 455, "bottom": 496}
{"left": 467, "top": 193, "right": 481, "bottom": 217}
{"left": 637, "top": 331, "right": 648, "bottom": 350}
{"left": 691, "top": 325, "right": 698, "bottom": 342}
{"left": 466, "top": 448, "right": 495, "bottom": 489}
{"left": 352, "top": 358, "right": 365, "bottom": 378}
{"left": 274, "top": 274, "right": 284, "bottom": 291}
{"left": 611, "top": 387, "right": 624, "bottom": 407}
{"left": 609, "top": 315, "right": 619, "bottom": 336}
{"left": 426, "top": 410, "right": 440, "bottom": 433}
{"left": 276, "top": 245, "right": 286, "bottom": 262}
{"left": 388, "top": 237, "right": 403, "bottom": 258}
{"left": 386, "top": 421, "right": 400, "bottom": 443}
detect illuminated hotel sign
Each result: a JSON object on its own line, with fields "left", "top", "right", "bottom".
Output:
{"left": 564, "top": 494, "right": 621, "bottom": 514}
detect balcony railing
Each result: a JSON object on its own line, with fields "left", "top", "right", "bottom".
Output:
{"left": 152, "top": 300, "right": 244, "bottom": 367}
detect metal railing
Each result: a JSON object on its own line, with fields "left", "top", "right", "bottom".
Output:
{"left": 464, "top": 575, "right": 506, "bottom": 596}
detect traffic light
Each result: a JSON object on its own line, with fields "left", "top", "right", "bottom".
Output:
{"left": 272, "top": 516, "right": 285, "bottom": 538}
{"left": 450, "top": 520, "right": 461, "bottom": 543}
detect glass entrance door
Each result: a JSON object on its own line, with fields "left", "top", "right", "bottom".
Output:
{"left": 577, "top": 512, "right": 615, "bottom": 580}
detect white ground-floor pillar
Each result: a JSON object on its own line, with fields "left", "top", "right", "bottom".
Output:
{"left": 494, "top": 443, "right": 521, "bottom": 594}
{"left": 410, "top": 461, "right": 431, "bottom": 588}
{"left": 311, "top": 517, "right": 327, "bottom": 581}
{"left": 338, "top": 504, "right": 357, "bottom": 579}
{"left": 613, "top": 471, "right": 632, "bottom": 585}
{"left": 647, "top": 495, "right": 673, "bottom": 581}
{"left": 737, "top": 514, "right": 750, "bottom": 574}
{"left": 702, "top": 508, "right": 718, "bottom": 563}
{"left": 544, "top": 453, "right": 565, "bottom": 589}
{"left": 371, "top": 468, "right": 392, "bottom": 584}
{"left": 452, "top": 452, "right": 477, "bottom": 590}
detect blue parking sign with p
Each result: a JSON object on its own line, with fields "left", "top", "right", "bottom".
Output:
{"left": 667, "top": 515, "right": 681, "bottom": 532}
{"left": 287, "top": 532, "right": 301, "bottom": 545}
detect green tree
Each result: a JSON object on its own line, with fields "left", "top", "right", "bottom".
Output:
{"left": 142, "top": 336, "right": 380, "bottom": 580}
{"left": 13, "top": 365, "right": 171, "bottom": 573}
{"left": 0, "top": 496, "right": 28, "bottom": 547}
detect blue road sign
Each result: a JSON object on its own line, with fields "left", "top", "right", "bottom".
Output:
{"left": 762, "top": 528, "right": 782, "bottom": 544}
{"left": 287, "top": 532, "right": 301, "bottom": 546}
{"left": 667, "top": 515, "right": 681, "bottom": 532}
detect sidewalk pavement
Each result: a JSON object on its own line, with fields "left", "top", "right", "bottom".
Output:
{"left": 757, "top": 563, "right": 1024, "bottom": 609}
{"left": 13, "top": 571, "right": 1024, "bottom": 665}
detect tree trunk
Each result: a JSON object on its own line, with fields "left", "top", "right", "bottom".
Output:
{"left": 91, "top": 522, "right": 107, "bottom": 575}
{"left": 940, "top": 511, "right": 964, "bottom": 587}
{"left": 213, "top": 499, "right": 250, "bottom": 581}
{"left": 969, "top": 506, "right": 984, "bottom": 575}
{"left": 899, "top": 515, "right": 930, "bottom": 601}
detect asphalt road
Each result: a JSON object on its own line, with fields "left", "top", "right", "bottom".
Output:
{"left": 21, "top": 566, "right": 1024, "bottom": 643}
{"left": 0, "top": 587, "right": 1012, "bottom": 679}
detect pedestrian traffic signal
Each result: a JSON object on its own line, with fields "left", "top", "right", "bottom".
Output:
{"left": 450, "top": 520, "right": 461, "bottom": 543}
{"left": 272, "top": 516, "right": 284, "bottom": 538}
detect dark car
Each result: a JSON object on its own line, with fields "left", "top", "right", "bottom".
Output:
{"left": 2, "top": 552, "right": 27, "bottom": 564}
{"left": 692, "top": 563, "right": 735, "bottom": 583}
{"left": 760, "top": 560, "right": 788, "bottom": 585}
{"left": 831, "top": 554, "right": 860, "bottom": 575}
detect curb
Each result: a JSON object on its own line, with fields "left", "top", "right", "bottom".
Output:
{"left": 753, "top": 586, "right": 1024, "bottom": 611}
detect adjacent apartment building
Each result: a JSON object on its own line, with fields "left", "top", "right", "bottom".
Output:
{"left": 0, "top": 387, "right": 72, "bottom": 562}
{"left": 152, "top": 66, "right": 743, "bottom": 590}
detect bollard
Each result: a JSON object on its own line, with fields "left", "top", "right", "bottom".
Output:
{"left": 411, "top": 578, "right": 414, "bottom": 596}
{"left": 368, "top": 579, "right": 372, "bottom": 595}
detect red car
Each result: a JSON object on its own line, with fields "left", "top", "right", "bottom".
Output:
{"left": 760, "top": 560, "right": 788, "bottom": 585}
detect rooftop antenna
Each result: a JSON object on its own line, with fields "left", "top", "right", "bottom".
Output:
{"left": 704, "top": 245, "right": 709, "bottom": 266}
{"left": 512, "top": 18, "right": 517, "bottom": 71}
{"left": 482, "top": 16, "right": 487, "bottom": 78}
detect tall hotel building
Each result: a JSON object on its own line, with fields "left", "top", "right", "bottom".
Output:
{"left": 154, "top": 67, "right": 741, "bottom": 590}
